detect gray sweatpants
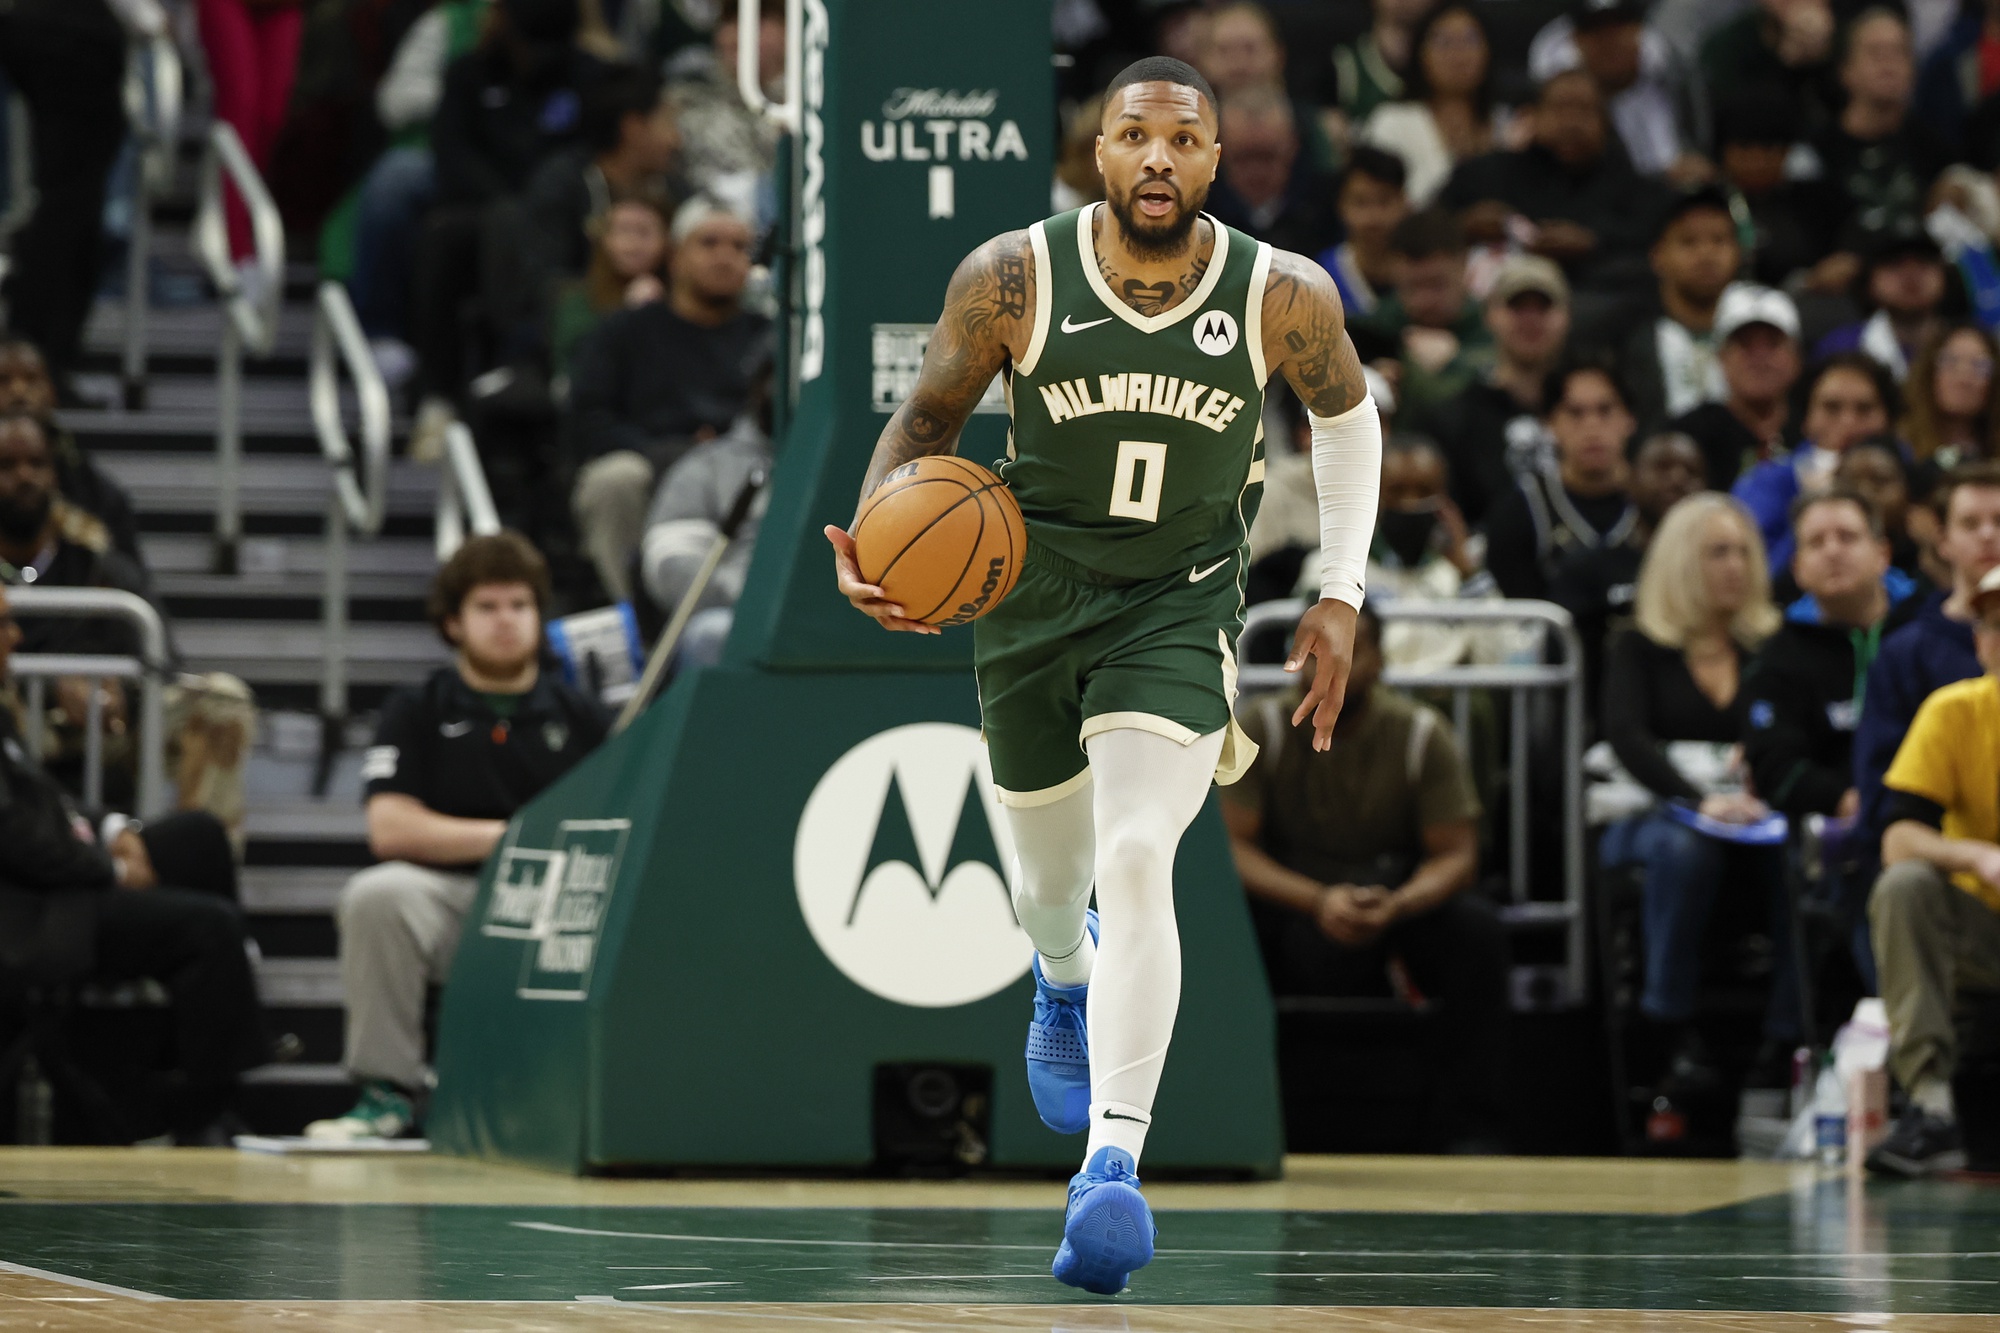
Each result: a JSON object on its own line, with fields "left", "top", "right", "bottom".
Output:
{"left": 336, "top": 860, "right": 479, "bottom": 1091}
{"left": 1869, "top": 859, "right": 2000, "bottom": 1094}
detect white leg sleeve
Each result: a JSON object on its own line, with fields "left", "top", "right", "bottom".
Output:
{"left": 1081, "top": 724, "right": 1227, "bottom": 1167}
{"left": 1002, "top": 780, "right": 1098, "bottom": 988}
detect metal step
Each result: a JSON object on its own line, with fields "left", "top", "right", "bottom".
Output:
{"left": 246, "top": 801, "right": 372, "bottom": 843}
{"left": 144, "top": 532, "right": 436, "bottom": 578}
{"left": 94, "top": 453, "right": 441, "bottom": 518}
{"left": 242, "top": 866, "right": 351, "bottom": 915}
{"left": 58, "top": 373, "right": 343, "bottom": 441}
{"left": 177, "top": 618, "right": 444, "bottom": 687}
{"left": 257, "top": 957, "right": 343, "bottom": 1007}
{"left": 83, "top": 296, "right": 316, "bottom": 367}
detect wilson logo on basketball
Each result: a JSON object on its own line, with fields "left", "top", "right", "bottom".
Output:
{"left": 1193, "top": 310, "right": 1239, "bottom": 355}
{"left": 936, "top": 556, "right": 1008, "bottom": 627}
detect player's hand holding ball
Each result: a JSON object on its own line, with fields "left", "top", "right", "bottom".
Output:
{"left": 826, "top": 456, "right": 1025, "bottom": 634}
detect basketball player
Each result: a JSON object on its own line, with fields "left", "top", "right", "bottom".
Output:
{"left": 826, "top": 58, "right": 1380, "bottom": 1294}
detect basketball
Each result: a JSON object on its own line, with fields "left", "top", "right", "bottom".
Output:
{"left": 853, "top": 455, "right": 1027, "bottom": 627}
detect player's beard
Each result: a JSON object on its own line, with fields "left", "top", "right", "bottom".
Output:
{"left": 1105, "top": 176, "right": 1207, "bottom": 262}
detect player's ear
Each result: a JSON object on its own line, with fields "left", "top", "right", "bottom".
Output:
{"left": 1093, "top": 133, "right": 1105, "bottom": 177}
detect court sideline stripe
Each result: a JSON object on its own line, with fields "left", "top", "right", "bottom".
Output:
{"left": 0, "top": 1259, "right": 173, "bottom": 1301}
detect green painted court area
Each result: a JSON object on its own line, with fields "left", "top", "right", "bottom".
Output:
{"left": 1, "top": 1179, "right": 1996, "bottom": 1312}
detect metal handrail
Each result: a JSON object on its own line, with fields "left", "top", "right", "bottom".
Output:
{"left": 192, "top": 121, "right": 285, "bottom": 574}
{"left": 1238, "top": 597, "right": 1588, "bottom": 1007}
{"left": 435, "top": 421, "right": 501, "bottom": 561}
{"left": 120, "top": 31, "right": 184, "bottom": 409}
{"left": 6, "top": 587, "right": 170, "bottom": 816}
{"left": 736, "top": 0, "right": 803, "bottom": 132}
{"left": 308, "top": 282, "right": 391, "bottom": 740}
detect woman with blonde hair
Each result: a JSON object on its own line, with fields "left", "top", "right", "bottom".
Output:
{"left": 1599, "top": 492, "right": 1802, "bottom": 1102}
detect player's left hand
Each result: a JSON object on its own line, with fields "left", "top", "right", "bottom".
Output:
{"left": 1285, "top": 598, "right": 1358, "bottom": 752}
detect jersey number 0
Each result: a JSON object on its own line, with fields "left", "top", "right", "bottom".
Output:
{"left": 1109, "top": 440, "right": 1167, "bottom": 524}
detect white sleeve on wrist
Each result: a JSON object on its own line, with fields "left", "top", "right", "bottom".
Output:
{"left": 1308, "top": 394, "right": 1383, "bottom": 609}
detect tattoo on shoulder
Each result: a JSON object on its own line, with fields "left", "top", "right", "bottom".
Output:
{"left": 1265, "top": 251, "right": 1366, "bottom": 418}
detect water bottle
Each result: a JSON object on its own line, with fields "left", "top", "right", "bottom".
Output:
{"left": 1813, "top": 1057, "right": 1846, "bottom": 1166}
{"left": 16, "top": 1054, "right": 53, "bottom": 1146}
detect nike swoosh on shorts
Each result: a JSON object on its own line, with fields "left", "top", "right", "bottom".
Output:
{"left": 1188, "top": 558, "right": 1230, "bottom": 583}
{"left": 1061, "top": 314, "right": 1113, "bottom": 333}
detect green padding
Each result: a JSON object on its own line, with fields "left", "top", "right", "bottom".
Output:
{"left": 316, "top": 188, "right": 360, "bottom": 285}
{"left": 430, "top": 666, "right": 1283, "bottom": 1174}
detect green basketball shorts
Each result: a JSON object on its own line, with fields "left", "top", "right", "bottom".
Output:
{"left": 972, "top": 540, "right": 1259, "bottom": 806}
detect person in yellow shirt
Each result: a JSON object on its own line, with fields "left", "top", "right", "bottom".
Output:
{"left": 1867, "top": 564, "right": 2000, "bottom": 1177}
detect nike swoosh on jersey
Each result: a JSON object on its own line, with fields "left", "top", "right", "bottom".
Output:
{"left": 1188, "top": 558, "right": 1231, "bottom": 583}
{"left": 1061, "top": 314, "right": 1114, "bottom": 333}
{"left": 440, "top": 720, "right": 475, "bottom": 738}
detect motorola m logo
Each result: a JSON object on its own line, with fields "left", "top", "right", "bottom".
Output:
{"left": 1193, "top": 309, "right": 1239, "bottom": 356}
{"left": 794, "top": 723, "right": 1032, "bottom": 1008}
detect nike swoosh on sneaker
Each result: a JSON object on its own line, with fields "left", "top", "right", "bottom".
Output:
{"left": 1062, "top": 314, "right": 1114, "bottom": 333}
{"left": 1188, "top": 558, "right": 1230, "bottom": 583}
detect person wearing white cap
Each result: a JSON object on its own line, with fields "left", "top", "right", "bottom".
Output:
{"left": 1671, "top": 284, "right": 1801, "bottom": 491}
{"left": 1866, "top": 560, "right": 2000, "bottom": 1176}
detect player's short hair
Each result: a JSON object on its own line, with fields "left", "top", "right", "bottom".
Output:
{"left": 428, "top": 531, "right": 552, "bottom": 644}
{"left": 1103, "top": 57, "right": 1220, "bottom": 122}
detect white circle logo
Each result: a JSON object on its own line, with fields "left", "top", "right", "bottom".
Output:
{"left": 1193, "top": 309, "right": 1239, "bottom": 356}
{"left": 794, "top": 723, "right": 1032, "bottom": 1008}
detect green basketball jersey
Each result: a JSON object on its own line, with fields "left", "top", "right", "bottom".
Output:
{"left": 998, "top": 203, "right": 1271, "bottom": 584}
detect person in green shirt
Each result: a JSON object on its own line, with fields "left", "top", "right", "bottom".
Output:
{"left": 550, "top": 192, "right": 673, "bottom": 383}
{"left": 1356, "top": 208, "right": 1492, "bottom": 418}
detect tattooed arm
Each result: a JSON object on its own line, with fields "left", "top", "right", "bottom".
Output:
{"left": 1261, "top": 250, "right": 1383, "bottom": 748}
{"left": 826, "top": 231, "right": 1032, "bottom": 633}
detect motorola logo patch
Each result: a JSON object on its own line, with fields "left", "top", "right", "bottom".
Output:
{"left": 1193, "top": 309, "right": 1239, "bottom": 356}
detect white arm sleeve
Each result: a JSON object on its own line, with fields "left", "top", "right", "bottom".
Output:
{"left": 1309, "top": 394, "right": 1383, "bottom": 609}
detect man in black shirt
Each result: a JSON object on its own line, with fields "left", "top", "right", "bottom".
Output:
{"left": 1411, "top": 255, "right": 1571, "bottom": 527}
{"left": 307, "top": 534, "right": 607, "bottom": 1142}
{"left": 569, "top": 197, "right": 770, "bottom": 601}
{"left": 1620, "top": 188, "right": 1741, "bottom": 433}
{"left": 0, "top": 584, "right": 265, "bottom": 1143}
{"left": 1672, "top": 285, "right": 1802, "bottom": 491}
{"left": 1485, "top": 358, "right": 1640, "bottom": 601}
{"left": 1810, "top": 11, "right": 1949, "bottom": 244}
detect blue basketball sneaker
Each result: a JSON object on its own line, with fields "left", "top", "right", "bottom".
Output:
{"left": 1051, "top": 1145, "right": 1155, "bottom": 1295}
{"left": 1025, "top": 909, "right": 1098, "bottom": 1133}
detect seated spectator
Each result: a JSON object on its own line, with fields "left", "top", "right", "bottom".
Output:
{"left": 1318, "top": 147, "right": 1409, "bottom": 321}
{"left": 1529, "top": 0, "right": 1709, "bottom": 182}
{"left": 1599, "top": 492, "right": 1799, "bottom": 1087}
{"left": 1812, "top": 10, "right": 1950, "bottom": 243}
{"left": 1365, "top": 439, "right": 1513, "bottom": 671}
{"left": 665, "top": 0, "right": 785, "bottom": 222}
{"left": 350, "top": 0, "right": 490, "bottom": 375}
{"left": 0, "top": 585, "right": 264, "bottom": 1144}
{"left": 307, "top": 533, "right": 608, "bottom": 1141}
{"left": 1355, "top": 209, "right": 1490, "bottom": 418}
{"left": 1902, "top": 323, "right": 2000, "bottom": 475}
{"left": 551, "top": 193, "right": 672, "bottom": 382}
{"left": 1865, "top": 562, "right": 2000, "bottom": 1176}
{"left": 1327, "top": 0, "right": 1432, "bottom": 134}
{"left": 0, "top": 338, "right": 142, "bottom": 564}
{"left": 1712, "top": 91, "right": 1842, "bottom": 292}
{"left": 1815, "top": 222, "right": 1954, "bottom": 382}
{"left": 1224, "top": 602, "right": 1510, "bottom": 1151}
{"left": 1836, "top": 438, "right": 1929, "bottom": 583}
{"left": 1854, "top": 464, "right": 2000, "bottom": 845}
{"left": 1736, "top": 354, "right": 1896, "bottom": 569}
{"left": 1205, "top": 84, "right": 1339, "bottom": 257}
{"left": 1360, "top": 3, "right": 1508, "bottom": 207}
{"left": 1549, "top": 430, "right": 1708, "bottom": 710}
{"left": 0, "top": 414, "right": 255, "bottom": 835}
{"left": 1440, "top": 68, "right": 1666, "bottom": 300}
{"left": 569, "top": 197, "right": 766, "bottom": 603}
{"left": 637, "top": 364, "right": 773, "bottom": 666}
{"left": 1743, "top": 491, "right": 1921, "bottom": 824}
{"left": 1485, "top": 357, "right": 1639, "bottom": 601}
{"left": 1673, "top": 285, "right": 1802, "bottom": 491}
{"left": 1700, "top": 0, "right": 1841, "bottom": 141}
{"left": 1622, "top": 188, "right": 1744, "bottom": 431}
{"left": 507, "top": 64, "right": 681, "bottom": 356}
{"left": 0, "top": 0, "right": 127, "bottom": 396}
{"left": 1413, "top": 254, "right": 1571, "bottom": 526}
